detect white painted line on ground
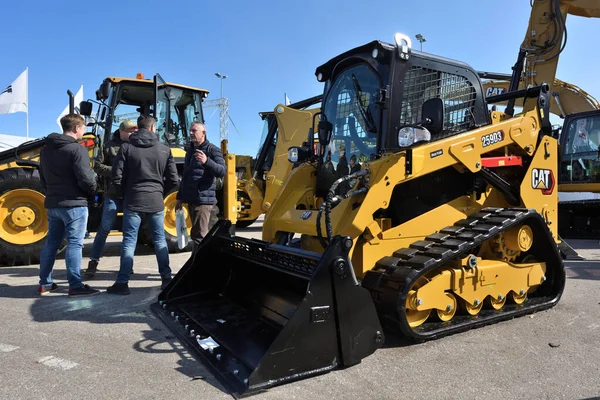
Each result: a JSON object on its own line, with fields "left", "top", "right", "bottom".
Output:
{"left": 0, "top": 343, "right": 20, "bottom": 352}
{"left": 37, "top": 356, "right": 78, "bottom": 370}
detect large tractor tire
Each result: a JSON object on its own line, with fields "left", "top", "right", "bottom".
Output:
{"left": 139, "top": 190, "right": 193, "bottom": 253}
{"left": 0, "top": 168, "right": 48, "bottom": 266}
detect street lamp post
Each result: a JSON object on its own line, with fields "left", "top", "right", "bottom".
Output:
{"left": 415, "top": 34, "right": 426, "bottom": 51}
{"left": 215, "top": 72, "right": 229, "bottom": 142}
{"left": 215, "top": 72, "right": 228, "bottom": 99}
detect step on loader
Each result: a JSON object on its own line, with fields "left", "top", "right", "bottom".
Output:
{"left": 152, "top": 33, "right": 566, "bottom": 397}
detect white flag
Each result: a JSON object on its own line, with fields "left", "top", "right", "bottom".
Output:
{"left": 56, "top": 84, "right": 84, "bottom": 130}
{"left": 0, "top": 69, "right": 28, "bottom": 115}
{"left": 285, "top": 93, "right": 291, "bottom": 106}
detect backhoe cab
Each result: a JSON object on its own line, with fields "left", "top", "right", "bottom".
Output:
{"left": 153, "top": 34, "right": 565, "bottom": 397}
{"left": 83, "top": 73, "right": 208, "bottom": 160}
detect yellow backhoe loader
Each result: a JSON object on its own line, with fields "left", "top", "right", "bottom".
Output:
{"left": 0, "top": 73, "right": 237, "bottom": 266}
{"left": 236, "top": 95, "right": 321, "bottom": 227}
{"left": 152, "top": 0, "right": 597, "bottom": 396}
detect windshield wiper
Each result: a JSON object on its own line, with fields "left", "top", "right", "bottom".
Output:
{"left": 351, "top": 74, "right": 377, "bottom": 133}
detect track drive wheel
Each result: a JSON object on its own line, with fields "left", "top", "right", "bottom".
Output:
{"left": 460, "top": 297, "right": 484, "bottom": 315}
{"left": 405, "top": 276, "right": 431, "bottom": 328}
{"left": 487, "top": 294, "right": 507, "bottom": 310}
{"left": 436, "top": 293, "right": 457, "bottom": 322}
{"left": 511, "top": 289, "right": 528, "bottom": 304}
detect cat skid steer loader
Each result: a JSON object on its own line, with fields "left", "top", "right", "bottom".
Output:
{"left": 152, "top": 33, "right": 566, "bottom": 396}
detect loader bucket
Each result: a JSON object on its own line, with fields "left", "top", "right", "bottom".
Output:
{"left": 151, "top": 220, "right": 384, "bottom": 398}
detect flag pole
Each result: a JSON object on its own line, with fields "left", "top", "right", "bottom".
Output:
{"left": 25, "top": 67, "right": 29, "bottom": 140}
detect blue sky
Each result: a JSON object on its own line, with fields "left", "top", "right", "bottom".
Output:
{"left": 1, "top": 0, "right": 599, "bottom": 156}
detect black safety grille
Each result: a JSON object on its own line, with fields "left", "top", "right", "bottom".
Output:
{"left": 400, "top": 66, "right": 477, "bottom": 139}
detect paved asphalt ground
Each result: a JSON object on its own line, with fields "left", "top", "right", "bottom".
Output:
{"left": 1, "top": 217, "right": 599, "bottom": 400}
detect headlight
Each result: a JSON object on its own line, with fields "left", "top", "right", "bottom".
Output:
{"left": 288, "top": 147, "right": 299, "bottom": 163}
{"left": 398, "top": 127, "right": 431, "bottom": 148}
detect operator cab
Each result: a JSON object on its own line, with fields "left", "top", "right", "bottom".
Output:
{"left": 81, "top": 73, "right": 208, "bottom": 160}
{"left": 290, "top": 34, "right": 489, "bottom": 197}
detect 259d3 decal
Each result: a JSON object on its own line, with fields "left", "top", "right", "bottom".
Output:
{"left": 481, "top": 130, "right": 504, "bottom": 147}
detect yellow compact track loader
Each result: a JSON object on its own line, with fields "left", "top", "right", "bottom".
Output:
{"left": 236, "top": 95, "right": 321, "bottom": 227}
{"left": 0, "top": 73, "right": 239, "bottom": 266}
{"left": 153, "top": 32, "right": 566, "bottom": 396}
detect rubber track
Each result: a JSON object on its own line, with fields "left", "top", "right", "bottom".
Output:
{"left": 362, "top": 207, "right": 566, "bottom": 342}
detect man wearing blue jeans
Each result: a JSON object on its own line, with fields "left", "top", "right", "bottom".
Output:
{"left": 106, "top": 115, "right": 179, "bottom": 295}
{"left": 84, "top": 120, "right": 136, "bottom": 278}
{"left": 38, "top": 114, "right": 99, "bottom": 296}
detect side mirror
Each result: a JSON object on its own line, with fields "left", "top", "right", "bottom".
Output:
{"left": 98, "top": 81, "right": 112, "bottom": 101}
{"left": 421, "top": 98, "right": 444, "bottom": 135}
{"left": 318, "top": 120, "right": 333, "bottom": 147}
{"left": 79, "top": 101, "right": 93, "bottom": 116}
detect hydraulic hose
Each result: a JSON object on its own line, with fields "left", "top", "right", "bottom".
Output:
{"left": 316, "top": 168, "right": 370, "bottom": 249}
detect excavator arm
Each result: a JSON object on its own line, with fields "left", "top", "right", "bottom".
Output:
{"left": 511, "top": 0, "right": 600, "bottom": 114}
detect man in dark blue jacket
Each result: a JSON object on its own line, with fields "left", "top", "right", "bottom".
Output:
{"left": 175, "top": 122, "right": 226, "bottom": 251}
{"left": 106, "top": 115, "right": 179, "bottom": 295}
{"left": 38, "top": 114, "right": 99, "bottom": 297}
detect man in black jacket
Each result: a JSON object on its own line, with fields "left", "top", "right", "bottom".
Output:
{"left": 106, "top": 115, "right": 179, "bottom": 295}
{"left": 84, "top": 119, "right": 136, "bottom": 278}
{"left": 38, "top": 114, "right": 99, "bottom": 297}
{"left": 175, "top": 122, "right": 226, "bottom": 251}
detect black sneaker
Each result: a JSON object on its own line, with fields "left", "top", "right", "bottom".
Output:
{"left": 106, "top": 282, "right": 131, "bottom": 295}
{"left": 68, "top": 284, "right": 100, "bottom": 297}
{"left": 84, "top": 260, "right": 99, "bottom": 279}
{"left": 161, "top": 277, "right": 172, "bottom": 290}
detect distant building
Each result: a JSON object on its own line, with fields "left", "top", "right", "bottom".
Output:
{"left": 0, "top": 134, "right": 30, "bottom": 151}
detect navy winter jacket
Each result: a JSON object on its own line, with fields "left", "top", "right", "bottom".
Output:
{"left": 176, "top": 139, "right": 226, "bottom": 205}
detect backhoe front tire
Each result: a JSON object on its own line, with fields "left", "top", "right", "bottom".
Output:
{"left": 0, "top": 168, "right": 48, "bottom": 266}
